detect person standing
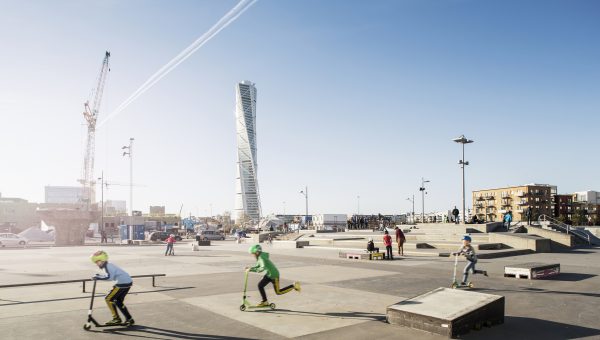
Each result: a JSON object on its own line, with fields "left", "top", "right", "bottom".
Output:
{"left": 383, "top": 230, "right": 393, "bottom": 260}
{"left": 100, "top": 229, "right": 108, "bottom": 244}
{"left": 452, "top": 206, "right": 460, "bottom": 224}
{"left": 525, "top": 206, "right": 533, "bottom": 226}
{"left": 395, "top": 226, "right": 406, "bottom": 256}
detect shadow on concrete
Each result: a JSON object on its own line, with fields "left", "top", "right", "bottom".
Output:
{"left": 474, "top": 286, "right": 600, "bottom": 298}
{"left": 0, "top": 287, "right": 195, "bottom": 307}
{"left": 545, "top": 272, "right": 597, "bottom": 281}
{"left": 464, "top": 316, "right": 600, "bottom": 340}
{"left": 256, "top": 308, "right": 386, "bottom": 321}
{"left": 92, "top": 325, "right": 254, "bottom": 339}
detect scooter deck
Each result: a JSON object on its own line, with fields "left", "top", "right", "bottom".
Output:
{"left": 240, "top": 301, "right": 276, "bottom": 311}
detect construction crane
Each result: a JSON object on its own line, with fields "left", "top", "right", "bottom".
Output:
{"left": 80, "top": 51, "right": 110, "bottom": 207}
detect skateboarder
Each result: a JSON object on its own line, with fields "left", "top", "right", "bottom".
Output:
{"left": 452, "top": 236, "right": 488, "bottom": 285}
{"left": 245, "top": 245, "right": 301, "bottom": 307}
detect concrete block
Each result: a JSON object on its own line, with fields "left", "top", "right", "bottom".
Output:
{"left": 504, "top": 262, "right": 560, "bottom": 279}
{"left": 387, "top": 287, "right": 504, "bottom": 338}
{"left": 489, "top": 233, "right": 551, "bottom": 252}
{"left": 272, "top": 240, "right": 309, "bottom": 248}
{"left": 338, "top": 251, "right": 370, "bottom": 260}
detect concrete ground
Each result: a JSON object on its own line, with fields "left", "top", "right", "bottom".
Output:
{"left": 1, "top": 241, "right": 600, "bottom": 339}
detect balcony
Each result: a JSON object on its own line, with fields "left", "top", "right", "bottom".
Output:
{"left": 476, "top": 196, "right": 485, "bottom": 201}
{"left": 517, "top": 191, "right": 526, "bottom": 197}
{"left": 517, "top": 201, "right": 529, "bottom": 205}
{"left": 485, "top": 196, "right": 496, "bottom": 200}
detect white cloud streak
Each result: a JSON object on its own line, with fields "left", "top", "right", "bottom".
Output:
{"left": 98, "top": 0, "right": 258, "bottom": 128}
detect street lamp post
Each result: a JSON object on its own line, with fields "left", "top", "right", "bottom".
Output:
{"left": 406, "top": 195, "right": 415, "bottom": 224}
{"left": 357, "top": 195, "right": 360, "bottom": 215}
{"left": 419, "top": 178, "right": 430, "bottom": 223}
{"left": 122, "top": 138, "right": 134, "bottom": 234}
{"left": 453, "top": 135, "right": 474, "bottom": 225}
{"left": 300, "top": 186, "right": 308, "bottom": 228}
{"left": 283, "top": 201, "right": 286, "bottom": 215}
{"left": 98, "top": 171, "right": 104, "bottom": 242}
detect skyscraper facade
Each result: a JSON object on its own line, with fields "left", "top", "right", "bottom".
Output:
{"left": 235, "top": 81, "right": 261, "bottom": 223}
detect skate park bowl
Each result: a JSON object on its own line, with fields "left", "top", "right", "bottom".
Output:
{"left": 387, "top": 287, "right": 504, "bottom": 338}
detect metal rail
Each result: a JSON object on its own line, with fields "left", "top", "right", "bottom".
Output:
{"left": 537, "top": 214, "right": 591, "bottom": 245}
{"left": 0, "top": 274, "right": 166, "bottom": 293}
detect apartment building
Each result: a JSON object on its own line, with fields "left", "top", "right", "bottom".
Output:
{"left": 472, "top": 184, "right": 556, "bottom": 222}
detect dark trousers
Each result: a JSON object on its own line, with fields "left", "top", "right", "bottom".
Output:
{"left": 165, "top": 243, "right": 174, "bottom": 255}
{"left": 385, "top": 245, "right": 393, "bottom": 260}
{"left": 258, "top": 275, "right": 294, "bottom": 302}
{"left": 105, "top": 284, "right": 133, "bottom": 320}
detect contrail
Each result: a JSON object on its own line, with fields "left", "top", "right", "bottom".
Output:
{"left": 98, "top": 0, "right": 258, "bottom": 128}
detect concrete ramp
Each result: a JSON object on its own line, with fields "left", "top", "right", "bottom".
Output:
{"left": 387, "top": 287, "right": 504, "bottom": 338}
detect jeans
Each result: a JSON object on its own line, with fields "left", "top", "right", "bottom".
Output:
{"left": 462, "top": 260, "right": 485, "bottom": 283}
{"left": 385, "top": 245, "right": 393, "bottom": 260}
{"left": 165, "top": 243, "right": 174, "bottom": 255}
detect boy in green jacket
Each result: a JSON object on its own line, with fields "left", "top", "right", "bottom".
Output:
{"left": 245, "top": 244, "right": 301, "bottom": 306}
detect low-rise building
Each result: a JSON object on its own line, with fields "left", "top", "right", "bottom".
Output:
{"left": 472, "top": 184, "right": 556, "bottom": 222}
{"left": 0, "top": 194, "right": 40, "bottom": 232}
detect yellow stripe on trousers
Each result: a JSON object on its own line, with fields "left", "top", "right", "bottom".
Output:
{"left": 105, "top": 287, "right": 120, "bottom": 318}
{"left": 273, "top": 278, "right": 294, "bottom": 295}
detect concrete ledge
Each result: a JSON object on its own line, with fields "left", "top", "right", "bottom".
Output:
{"left": 525, "top": 226, "right": 574, "bottom": 249}
{"left": 272, "top": 240, "right": 309, "bottom": 248}
{"left": 489, "top": 233, "right": 551, "bottom": 252}
{"left": 387, "top": 287, "right": 504, "bottom": 338}
{"left": 338, "top": 251, "right": 370, "bottom": 260}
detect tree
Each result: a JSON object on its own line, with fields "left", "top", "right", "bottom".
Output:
{"left": 572, "top": 209, "right": 587, "bottom": 226}
{"left": 557, "top": 214, "right": 568, "bottom": 224}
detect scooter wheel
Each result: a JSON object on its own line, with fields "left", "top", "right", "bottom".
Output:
{"left": 240, "top": 305, "right": 246, "bottom": 312}
{"left": 451, "top": 282, "right": 458, "bottom": 289}
{"left": 468, "top": 282, "right": 474, "bottom": 288}
{"left": 83, "top": 323, "right": 92, "bottom": 331}
{"left": 269, "top": 303, "right": 276, "bottom": 310}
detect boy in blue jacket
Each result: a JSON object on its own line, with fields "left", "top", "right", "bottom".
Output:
{"left": 91, "top": 250, "right": 135, "bottom": 326}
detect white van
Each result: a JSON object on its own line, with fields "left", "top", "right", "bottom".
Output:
{"left": 198, "top": 230, "right": 225, "bottom": 241}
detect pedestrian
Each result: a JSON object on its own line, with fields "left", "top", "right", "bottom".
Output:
{"left": 525, "top": 206, "right": 533, "bottom": 226}
{"left": 100, "top": 229, "right": 107, "bottom": 243}
{"left": 165, "top": 234, "right": 176, "bottom": 256}
{"left": 395, "top": 226, "right": 406, "bottom": 256}
{"left": 90, "top": 250, "right": 135, "bottom": 326}
{"left": 383, "top": 230, "right": 393, "bottom": 260}
{"left": 245, "top": 245, "right": 301, "bottom": 307}
{"left": 367, "top": 237, "right": 379, "bottom": 253}
{"left": 452, "top": 236, "right": 488, "bottom": 285}
{"left": 504, "top": 211, "right": 513, "bottom": 230}
{"left": 452, "top": 206, "right": 460, "bottom": 224}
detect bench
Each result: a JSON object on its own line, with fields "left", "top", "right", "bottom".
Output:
{"left": 0, "top": 274, "right": 167, "bottom": 293}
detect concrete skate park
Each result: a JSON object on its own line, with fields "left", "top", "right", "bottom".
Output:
{"left": 2, "top": 224, "right": 600, "bottom": 339}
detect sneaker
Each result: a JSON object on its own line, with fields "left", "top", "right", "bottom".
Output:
{"left": 104, "top": 318, "right": 122, "bottom": 326}
{"left": 124, "top": 319, "right": 135, "bottom": 326}
{"left": 460, "top": 282, "right": 467, "bottom": 286}
{"left": 484, "top": 271, "right": 489, "bottom": 277}
{"left": 257, "top": 301, "right": 270, "bottom": 307}
{"left": 294, "top": 281, "right": 301, "bottom": 293}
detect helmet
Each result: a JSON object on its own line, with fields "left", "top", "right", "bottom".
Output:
{"left": 90, "top": 250, "right": 108, "bottom": 263}
{"left": 462, "top": 235, "right": 472, "bottom": 242}
{"left": 248, "top": 244, "right": 262, "bottom": 254}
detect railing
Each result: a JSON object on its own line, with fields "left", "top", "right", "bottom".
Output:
{"left": 537, "top": 214, "right": 591, "bottom": 245}
{"left": 0, "top": 274, "right": 166, "bottom": 293}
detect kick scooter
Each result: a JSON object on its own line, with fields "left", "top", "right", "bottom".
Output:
{"left": 83, "top": 279, "right": 134, "bottom": 330}
{"left": 239, "top": 271, "right": 276, "bottom": 311}
{"left": 450, "top": 253, "right": 473, "bottom": 289}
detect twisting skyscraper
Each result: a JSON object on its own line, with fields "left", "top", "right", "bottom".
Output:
{"left": 235, "top": 81, "right": 261, "bottom": 223}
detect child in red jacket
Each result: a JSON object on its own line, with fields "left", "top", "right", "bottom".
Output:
{"left": 165, "top": 234, "right": 176, "bottom": 256}
{"left": 383, "top": 230, "right": 393, "bottom": 260}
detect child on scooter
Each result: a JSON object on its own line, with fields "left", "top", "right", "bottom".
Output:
{"left": 90, "top": 250, "right": 135, "bottom": 326}
{"left": 165, "top": 234, "right": 176, "bottom": 256}
{"left": 245, "top": 245, "right": 301, "bottom": 307}
{"left": 452, "top": 236, "right": 488, "bottom": 285}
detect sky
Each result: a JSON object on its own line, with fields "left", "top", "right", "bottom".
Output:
{"left": 0, "top": 0, "right": 599, "bottom": 217}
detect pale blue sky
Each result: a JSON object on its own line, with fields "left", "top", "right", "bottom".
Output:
{"left": 0, "top": 0, "right": 598, "bottom": 217}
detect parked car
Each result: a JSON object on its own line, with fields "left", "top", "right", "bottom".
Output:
{"left": 148, "top": 231, "right": 182, "bottom": 242}
{"left": 0, "top": 233, "right": 29, "bottom": 247}
{"left": 197, "top": 230, "right": 225, "bottom": 241}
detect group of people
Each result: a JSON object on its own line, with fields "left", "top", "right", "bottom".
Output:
{"left": 366, "top": 226, "right": 406, "bottom": 260}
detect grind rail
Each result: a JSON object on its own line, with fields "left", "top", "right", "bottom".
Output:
{"left": 0, "top": 274, "right": 166, "bottom": 293}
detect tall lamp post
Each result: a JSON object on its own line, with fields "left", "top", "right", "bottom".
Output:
{"left": 420, "top": 178, "right": 430, "bottom": 223}
{"left": 406, "top": 195, "right": 415, "bottom": 224}
{"left": 357, "top": 195, "right": 360, "bottom": 215}
{"left": 299, "top": 186, "right": 308, "bottom": 228}
{"left": 453, "top": 135, "right": 474, "bottom": 225}
{"left": 98, "top": 171, "right": 104, "bottom": 242}
{"left": 122, "top": 138, "right": 134, "bottom": 232}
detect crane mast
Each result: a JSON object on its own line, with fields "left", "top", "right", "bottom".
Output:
{"left": 81, "top": 51, "right": 110, "bottom": 207}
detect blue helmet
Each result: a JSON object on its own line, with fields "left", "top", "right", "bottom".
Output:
{"left": 462, "top": 235, "right": 472, "bottom": 242}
